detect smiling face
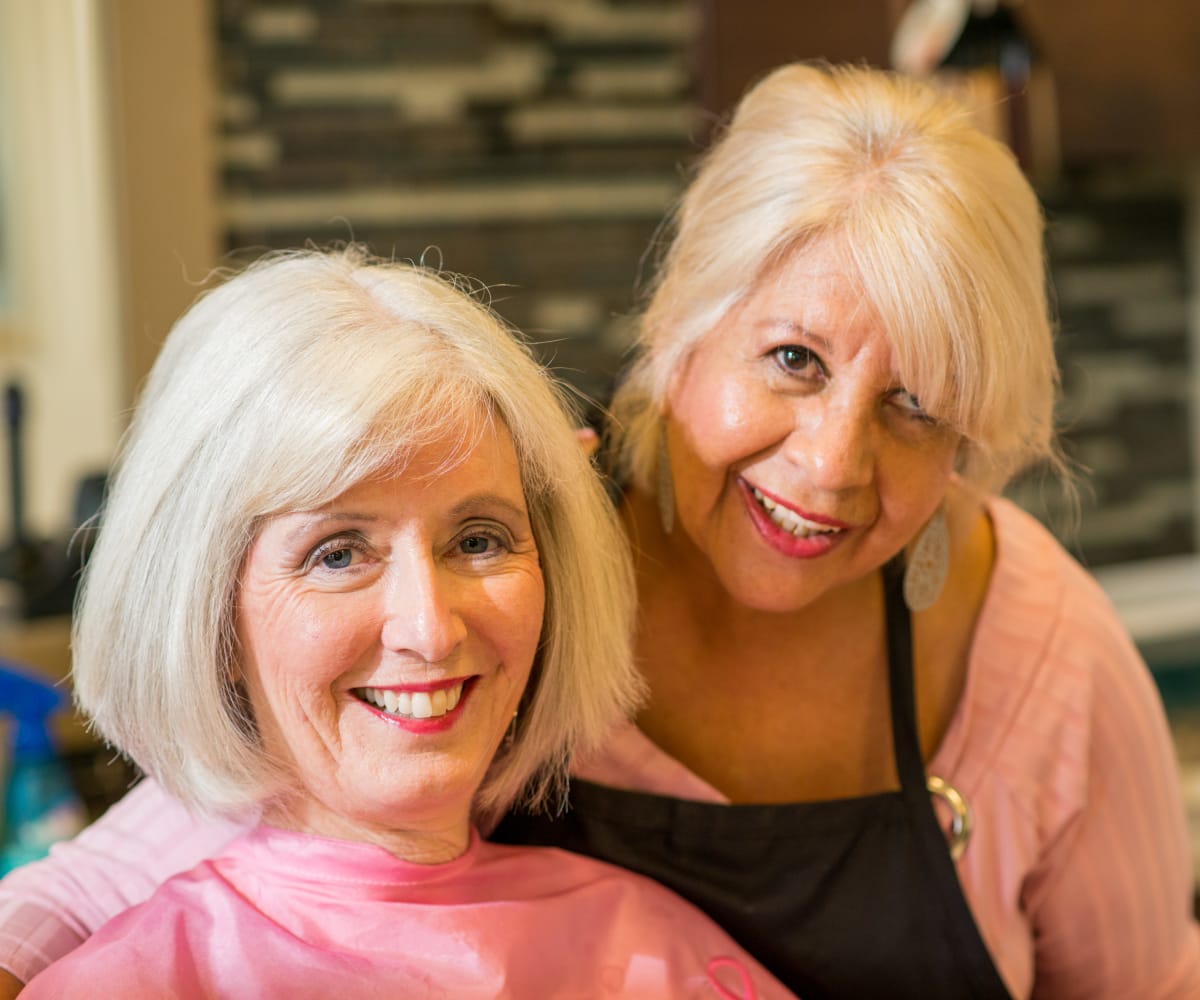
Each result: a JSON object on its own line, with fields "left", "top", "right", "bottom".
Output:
{"left": 663, "top": 236, "right": 962, "bottom": 614}
{"left": 235, "top": 416, "right": 544, "bottom": 860}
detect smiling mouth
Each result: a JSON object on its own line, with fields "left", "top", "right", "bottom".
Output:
{"left": 749, "top": 486, "right": 846, "bottom": 539}
{"left": 354, "top": 682, "right": 466, "bottom": 720}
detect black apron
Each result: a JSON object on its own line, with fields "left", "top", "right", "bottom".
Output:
{"left": 494, "top": 563, "right": 1012, "bottom": 999}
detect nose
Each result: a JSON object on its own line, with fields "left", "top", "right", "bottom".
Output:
{"left": 379, "top": 552, "right": 467, "bottom": 664}
{"left": 785, "top": 394, "right": 875, "bottom": 492}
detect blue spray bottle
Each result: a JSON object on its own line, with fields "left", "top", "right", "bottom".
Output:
{"left": 0, "top": 660, "right": 87, "bottom": 875}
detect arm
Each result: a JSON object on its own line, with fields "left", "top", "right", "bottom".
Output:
{"left": 0, "top": 778, "right": 247, "bottom": 987}
{"left": 0, "top": 968, "right": 21, "bottom": 1000}
{"left": 1024, "top": 610, "right": 1200, "bottom": 999}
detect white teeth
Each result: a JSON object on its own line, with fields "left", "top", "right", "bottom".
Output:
{"left": 751, "top": 487, "right": 843, "bottom": 538}
{"left": 359, "top": 682, "right": 464, "bottom": 720}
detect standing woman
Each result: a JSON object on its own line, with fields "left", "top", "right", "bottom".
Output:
{"left": 500, "top": 62, "right": 1200, "bottom": 998}
{"left": 1, "top": 64, "right": 1197, "bottom": 998}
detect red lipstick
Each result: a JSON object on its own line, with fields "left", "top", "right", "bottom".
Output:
{"left": 353, "top": 677, "right": 476, "bottom": 735}
{"left": 738, "top": 479, "right": 849, "bottom": 559}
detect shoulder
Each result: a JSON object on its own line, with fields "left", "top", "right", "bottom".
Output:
{"left": 476, "top": 842, "right": 792, "bottom": 997}
{"left": 477, "top": 839, "right": 682, "bottom": 903}
{"left": 478, "top": 840, "right": 727, "bottom": 930}
{"left": 938, "top": 497, "right": 1160, "bottom": 801}
{"left": 985, "top": 497, "right": 1146, "bottom": 679}
{"left": 20, "top": 859, "right": 226, "bottom": 997}
{"left": 947, "top": 501, "right": 1199, "bottom": 999}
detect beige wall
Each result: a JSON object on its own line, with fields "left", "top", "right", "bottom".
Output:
{"left": 0, "top": 0, "right": 124, "bottom": 537}
{"left": 0, "top": 0, "right": 218, "bottom": 537}
{"left": 107, "top": 0, "right": 221, "bottom": 403}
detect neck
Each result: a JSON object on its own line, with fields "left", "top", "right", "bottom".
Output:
{"left": 262, "top": 799, "right": 473, "bottom": 865}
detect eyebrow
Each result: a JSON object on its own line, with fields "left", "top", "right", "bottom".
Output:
{"left": 757, "top": 318, "right": 833, "bottom": 355}
{"left": 277, "top": 512, "right": 380, "bottom": 548}
{"left": 277, "top": 492, "right": 531, "bottom": 544}
{"left": 445, "top": 493, "right": 531, "bottom": 523}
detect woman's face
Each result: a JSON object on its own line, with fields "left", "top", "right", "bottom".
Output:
{"left": 664, "top": 237, "right": 961, "bottom": 613}
{"left": 236, "top": 418, "right": 544, "bottom": 858}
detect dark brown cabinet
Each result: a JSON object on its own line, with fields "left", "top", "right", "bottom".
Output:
{"left": 698, "top": 0, "right": 1200, "bottom": 162}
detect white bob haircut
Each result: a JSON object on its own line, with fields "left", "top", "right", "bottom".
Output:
{"left": 72, "top": 247, "right": 642, "bottom": 827}
{"left": 612, "top": 61, "right": 1062, "bottom": 493}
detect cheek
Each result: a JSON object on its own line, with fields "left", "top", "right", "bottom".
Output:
{"left": 478, "top": 568, "right": 545, "bottom": 679}
{"left": 671, "top": 370, "right": 770, "bottom": 473}
{"left": 879, "top": 441, "right": 958, "bottom": 522}
{"left": 240, "top": 593, "right": 375, "bottom": 709}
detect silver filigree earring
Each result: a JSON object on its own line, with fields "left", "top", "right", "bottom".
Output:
{"left": 903, "top": 507, "right": 949, "bottom": 612}
{"left": 656, "top": 424, "right": 675, "bottom": 535}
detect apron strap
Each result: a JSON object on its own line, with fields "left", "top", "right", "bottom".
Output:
{"left": 882, "top": 560, "right": 1013, "bottom": 999}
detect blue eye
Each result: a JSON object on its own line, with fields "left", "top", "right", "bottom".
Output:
{"left": 321, "top": 547, "right": 355, "bottom": 569}
{"left": 459, "top": 535, "right": 495, "bottom": 556}
{"left": 456, "top": 524, "right": 516, "bottom": 560}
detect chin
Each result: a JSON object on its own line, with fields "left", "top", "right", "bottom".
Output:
{"left": 721, "top": 572, "right": 828, "bottom": 615}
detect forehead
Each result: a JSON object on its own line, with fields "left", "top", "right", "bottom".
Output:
{"left": 352, "top": 417, "right": 525, "bottom": 505}
{"left": 256, "top": 413, "right": 528, "bottom": 532}
{"left": 722, "top": 239, "right": 897, "bottom": 362}
{"left": 752, "top": 240, "right": 868, "bottom": 314}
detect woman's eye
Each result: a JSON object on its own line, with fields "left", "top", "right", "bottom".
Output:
{"left": 308, "top": 537, "right": 366, "bottom": 572}
{"left": 458, "top": 533, "right": 501, "bottom": 556}
{"left": 771, "top": 345, "right": 820, "bottom": 376}
{"left": 890, "top": 388, "right": 934, "bottom": 423}
{"left": 321, "top": 547, "right": 355, "bottom": 569}
{"left": 454, "top": 523, "right": 516, "bottom": 560}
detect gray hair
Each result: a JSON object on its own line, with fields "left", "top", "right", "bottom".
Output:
{"left": 72, "top": 247, "right": 643, "bottom": 827}
{"left": 612, "top": 62, "right": 1062, "bottom": 494}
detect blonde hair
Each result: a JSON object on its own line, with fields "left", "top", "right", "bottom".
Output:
{"left": 612, "top": 62, "right": 1061, "bottom": 493}
{"left": 72, "top": 247, "right": 642, "bottom": 827}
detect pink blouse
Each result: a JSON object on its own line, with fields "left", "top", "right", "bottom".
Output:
{"left": 2, "top": 499, "right": 1198, "bottom": 997}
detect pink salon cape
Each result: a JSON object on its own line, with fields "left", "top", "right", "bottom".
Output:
{"left": 21, "top": 823, "right": 791, "bottom": 999}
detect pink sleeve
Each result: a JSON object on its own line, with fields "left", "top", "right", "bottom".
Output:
{"left": 0, "top": 778, "right": 248, "bottom": 984}
{"left": 1022, "top": 597, "right": 1200, "bottom": 999}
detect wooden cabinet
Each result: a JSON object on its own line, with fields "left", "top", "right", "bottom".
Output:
{"left": 698, "top": 0, "right": 1200, "bottom": 162}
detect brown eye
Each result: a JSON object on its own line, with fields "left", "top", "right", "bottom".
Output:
{"left": 771, "top": 345, "right": 823, "bottom": 378}
{"left": 776, "top": 346, "right": 810, "bottom": 369}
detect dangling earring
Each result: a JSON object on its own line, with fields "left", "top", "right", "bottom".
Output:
{"left": 504, "top": 709, "right": 519, "bottom": 750}
{"left": 656, "top": 424, "right": 675, "bottom": 535}
{"left": 903, "top": 507, "right": 949, "bottom": 612}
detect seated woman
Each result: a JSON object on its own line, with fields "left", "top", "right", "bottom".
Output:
{"left": 18, "top": 249, "right": 788, "bottom": 999}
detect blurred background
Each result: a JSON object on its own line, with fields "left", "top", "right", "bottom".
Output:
{"left": 0, "top": 0, "right": 1196, "bottom": 865}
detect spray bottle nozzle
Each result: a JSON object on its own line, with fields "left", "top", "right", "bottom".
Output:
{"left": 0, "top": 659, "right": 67, "bottom": 756}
